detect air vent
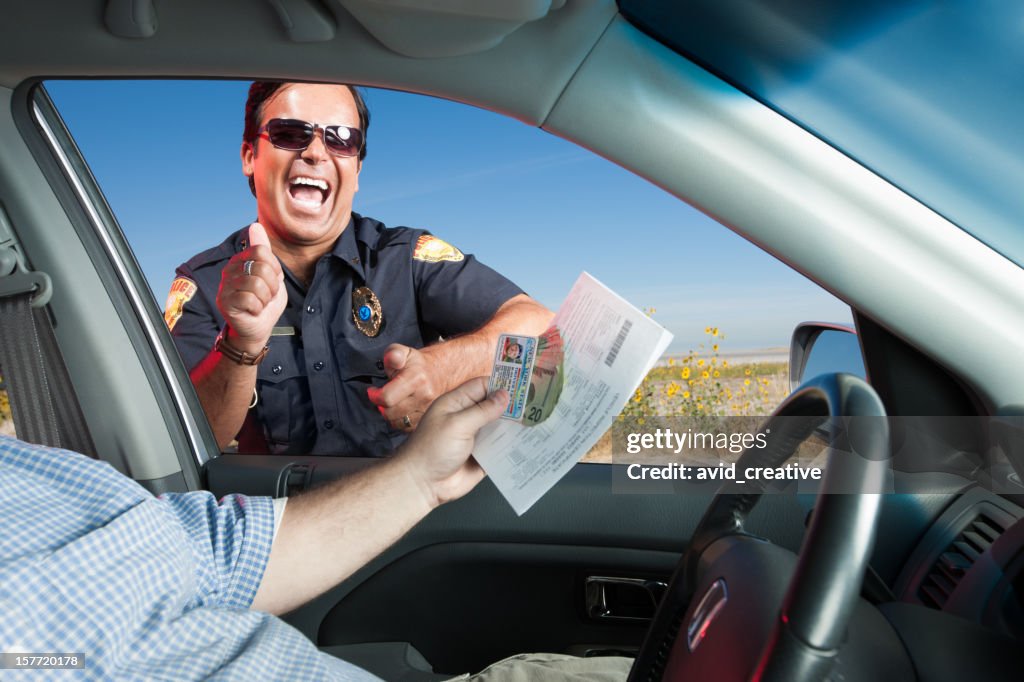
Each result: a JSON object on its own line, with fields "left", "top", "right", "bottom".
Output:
{"left": 919, "top": 513, "right": 1007, "bottom": 609}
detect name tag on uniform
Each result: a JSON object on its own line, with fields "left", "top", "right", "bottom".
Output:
{"left": 271, "top": 326, "right": 298, "bottom": 336}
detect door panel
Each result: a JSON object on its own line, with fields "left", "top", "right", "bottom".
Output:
{"left": 205, "top": 457, "right": 809, "bottom": 673}
{"left": 319, "top": 543, "right": 678, "bottom": 674}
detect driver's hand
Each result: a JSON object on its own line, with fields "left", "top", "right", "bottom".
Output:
{"left": 393, "top": 377, "right": 507, "bottom": 508}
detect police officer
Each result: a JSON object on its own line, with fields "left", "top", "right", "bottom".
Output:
{"left": 165, "top": 81, "right": 552, "bottom": 456}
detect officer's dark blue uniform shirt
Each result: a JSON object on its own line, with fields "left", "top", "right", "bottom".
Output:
{"left": 167, "top": 213, "right": 523, "bottom": 457}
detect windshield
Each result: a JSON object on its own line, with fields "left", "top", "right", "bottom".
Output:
{"left": 620, "top": 0, "right": 1024, "bottom": 268}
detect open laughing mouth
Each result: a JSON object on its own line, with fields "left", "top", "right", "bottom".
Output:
{"left": 288, "top": 176, "right": 331, "bottom": 210}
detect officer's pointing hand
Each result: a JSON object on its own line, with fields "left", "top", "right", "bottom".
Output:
{"left": 367, "top": 344, "right": 445, "bottom": 431}
{"left": 216, "top": 222, "right": 287, "bottom": 353}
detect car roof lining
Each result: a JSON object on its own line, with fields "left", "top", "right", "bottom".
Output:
{"left": 0, "top": 0, "right": 617, "bottom": 128}
{"left": 102, "top": 0, "right": 575, "bottom": 53}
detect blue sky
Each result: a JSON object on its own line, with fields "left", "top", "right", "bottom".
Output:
{"left": 46, "top": 80, "right": 850, "bottom": 353}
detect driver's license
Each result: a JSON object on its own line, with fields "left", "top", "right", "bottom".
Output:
{"left": 488, "top": 333, "right": 537, "bottom": 421}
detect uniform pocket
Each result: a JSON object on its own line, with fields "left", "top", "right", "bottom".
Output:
{"left": 335, "top": 323, "right": 422, "bottom": 450}
{"left": 253, "top": 337, "right": 309, "bottom": 452}
{"left": 336, "top": 321, "right": 422, "bottom": 381}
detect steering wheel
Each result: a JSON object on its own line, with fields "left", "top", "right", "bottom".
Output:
{"left": 628, "top": 373, "right": 891, "bottom": 682}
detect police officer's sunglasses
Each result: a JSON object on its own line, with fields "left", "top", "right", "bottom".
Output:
{"left": 257, "top": 118, "right": 363, "bottom": 157}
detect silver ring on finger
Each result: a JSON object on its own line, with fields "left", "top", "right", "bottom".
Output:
{"left": 402, "top": 414, "right": 413, "bottom": 429}
{"left": 243, "top": 259, "right": 255, "bottom": 276}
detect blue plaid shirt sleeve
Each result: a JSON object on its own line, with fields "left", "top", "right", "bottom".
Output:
{"left": 158, "top": 491, "right": 273, "bottom": 610}
{"left": 0, "top": 435, "right": 382, "bottom": 681}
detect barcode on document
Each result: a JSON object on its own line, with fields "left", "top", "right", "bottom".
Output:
{"left": 605, "top": 320, "right": 632, "bottom": 367}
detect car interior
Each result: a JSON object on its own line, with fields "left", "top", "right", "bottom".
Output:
{"left": 3, "top": 1, "right": 1024, "bottom": 680}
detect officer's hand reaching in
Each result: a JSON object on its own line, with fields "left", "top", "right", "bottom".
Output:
{"left": 216, "top": 222, "right": 288, "bottom": 353}
{"left": 367, "top": 344, "right": 453, "bottom": 431}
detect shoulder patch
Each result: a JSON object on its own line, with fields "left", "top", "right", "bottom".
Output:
{"left": 164, "top": 277, "right": 198, "bottom": 331}
{"left": 413, "top": 235, "right": 464, "bottom": 263}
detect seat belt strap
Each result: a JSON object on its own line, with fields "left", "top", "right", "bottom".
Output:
{"left": 0, "top": 292, "right": 96, "bottom": 457}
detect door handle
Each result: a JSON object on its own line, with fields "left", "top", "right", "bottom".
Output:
{"left": 585, "top": 576, "right": 667, "bottom": 622}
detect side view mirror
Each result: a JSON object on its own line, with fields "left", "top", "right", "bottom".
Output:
{"left": 789, "top": 322, "right": 866, "bottom": 392}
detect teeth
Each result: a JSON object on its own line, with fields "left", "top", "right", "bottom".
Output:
{"left": 290, "top": 177, "right": 328, "bottom": 191}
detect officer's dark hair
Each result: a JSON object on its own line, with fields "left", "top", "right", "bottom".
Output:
{"left": 243, "top": 81, "right": 370, "bottom": 196}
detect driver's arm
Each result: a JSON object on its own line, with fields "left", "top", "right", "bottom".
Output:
{"left": 250, "top": 378, "right": 507, "bottom": 615}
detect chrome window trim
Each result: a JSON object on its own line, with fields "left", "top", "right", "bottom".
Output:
{"left": 31, "top": 98, "right": 214, "bottom": 469}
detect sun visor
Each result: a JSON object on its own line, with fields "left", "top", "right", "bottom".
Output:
{"left": 334, "top": 0, "right": 566, "bottom": 58}
{"left": 104, "top": 0, "right": 158, "bottom": 38}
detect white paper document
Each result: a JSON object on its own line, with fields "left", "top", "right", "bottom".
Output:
{"left": 474, "top": 272, "right": 673, "bottom": 514}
